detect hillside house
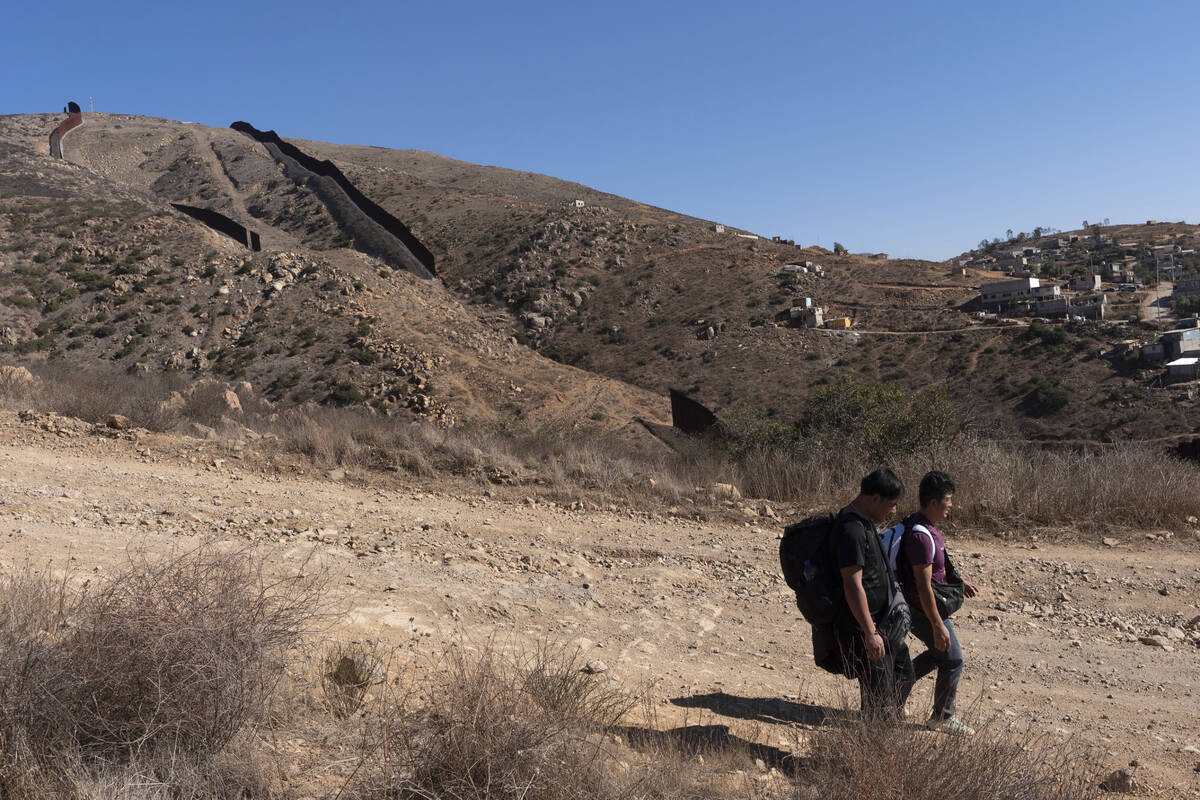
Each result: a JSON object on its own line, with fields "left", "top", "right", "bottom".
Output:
{"left": 735, "top": 233, "right": 758, "bottom": 241}
{"left": 1033, "top": 292, "right": 1105, "bottom": 320}
{"left": 1161, "top": 327, "right": 1200, "bottom": 358}
{"left": 1166, "top": 357, "right": 1200, "bottom": 381}
{"left": 1070, "top": 274, "right": 1102, "bottom": 291}
{"left": 981, "top": 277, "right": 1039, "bottom": 305}
{"left": 566, "top": 199, "right": 585, "bottom": 208}
{"left": 825, "top": 317, "right": 851, "bottom": 329}
{"left": 775, "top": 305, "right": 823, "bottom": 328}
{"left": 711, "top": 224, "right": 725, "bottom": 233}
{"left": 1142, "top": 341, "right": 1166, "bottom": 363}
{"left": 995, "top": 255, "right": 1028, "bottom": 271}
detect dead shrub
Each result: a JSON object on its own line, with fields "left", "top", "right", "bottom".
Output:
{"left": 349, "top": 642, "right": 639, "bottom": 800}
{"left": 799, "top": 713, "right": 1097, "bottom": 800}
{"left": 0, "top": 549, "right": 321, "bottom": 796}
{"left": 321, "top": 642, "right": 387, "bottom": 720}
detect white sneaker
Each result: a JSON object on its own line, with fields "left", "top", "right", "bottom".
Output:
{"left": 926, "top": 715, "right": 975, "bottom": 736}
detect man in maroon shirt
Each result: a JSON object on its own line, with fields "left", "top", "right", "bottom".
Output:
{"left": 901, "top": 471, "right": 979, "bottom": 735}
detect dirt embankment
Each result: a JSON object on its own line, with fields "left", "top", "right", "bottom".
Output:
{"left": 0, "top": 409, "right": 1197, "bottom": 796}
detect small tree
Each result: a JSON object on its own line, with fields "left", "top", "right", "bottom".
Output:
{"left": 833, "top": 242, "right": 847, "bottom": 255}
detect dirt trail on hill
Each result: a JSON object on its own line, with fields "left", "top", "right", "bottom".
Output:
{"left": 0, "top": 411, "right": 1197, "bottom": 797}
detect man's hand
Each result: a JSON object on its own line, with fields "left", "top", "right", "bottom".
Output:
{"left": 964, "top": 580, "right": 978, "bottom": 599}
{"left": 933, "top": 621, "right": 951, "bottom": 652}
{"left": 863, "top": 630, "right": 885, "bottom": 661}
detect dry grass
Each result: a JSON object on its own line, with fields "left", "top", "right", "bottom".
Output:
{"left": 3, "top": 365, "right": 1198, "bottom": 532}
{"left": 799, "top": 712, "right": 1097, "bottom": 800}
{"left": 0, "top": 550, "right": 1101, "bottom": 799}
{"left": 0, "top": 549, "right": 320, "bottom": 798}
{"left": 340, "top": 641, "right": 747, "bottom": 800}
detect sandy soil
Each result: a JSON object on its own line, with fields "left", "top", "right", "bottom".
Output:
{"left": 0, "top": 409, "right": 1197, "bottom": 797}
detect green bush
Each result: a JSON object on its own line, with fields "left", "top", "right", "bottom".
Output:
{"left": 1024, "top": 375, "right": 1071, "bottom": 415}
{"left": 728, "top": 375, "right": 959, "bottom": 464}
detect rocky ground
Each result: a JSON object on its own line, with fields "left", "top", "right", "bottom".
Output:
{"left": 0, "top": 407, "right": 1197, "bottom": 797}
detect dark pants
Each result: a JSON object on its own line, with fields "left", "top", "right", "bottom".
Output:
{"left": 909, "top": 607, "right": 964, "bottom": 720}
{"left": 834, "top": 628, "right": 914, "bottom": 717}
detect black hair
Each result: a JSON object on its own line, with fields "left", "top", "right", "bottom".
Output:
{"left": 860, "top": 466, "right": 905, "bottom": 500}
{"left": 918, "top": 470, "right": 955, "bottom": 507}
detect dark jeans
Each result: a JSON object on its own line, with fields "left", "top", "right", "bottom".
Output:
{"left": 834, "top": 628, "right": 914, "bottom": 717}
{"left": 909, "top": 607, "right": 964, "bottom": 720}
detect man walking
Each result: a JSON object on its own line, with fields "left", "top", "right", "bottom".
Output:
{"left": 901, "top": 471, "right": 978, "bottom": 735}
{"left": 831, "top": 467, "right": 914, "bottom": 717}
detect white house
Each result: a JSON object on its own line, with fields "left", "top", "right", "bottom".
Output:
{"left": 1166, "top": 357, "right": 1200, "bottom": 381}
{"left": 1070, "top": 274, "right": 1102, "bottom": 292}
{"left": 980, "top": 277, "right": 1041, "bottom": 305}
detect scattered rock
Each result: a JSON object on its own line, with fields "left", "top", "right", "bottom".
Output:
{"left": 105, "top": 414, "right": 131, "bottom": 430}
{"left": 582, "top": 660, "right": 608, "bottom": 675}
{"left": 1102, "top": 537, "right": 1120, "bottom": 548}
{"left": 1138, "top": 636, "right": 1172, "bottom": 651}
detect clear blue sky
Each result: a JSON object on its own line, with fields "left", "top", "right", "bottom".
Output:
{"left": 7, "top": 0, "right": 1200, "bottom": 260}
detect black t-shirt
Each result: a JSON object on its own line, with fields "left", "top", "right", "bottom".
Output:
{"left": 831, "top": 507, "right": 889, "bottom": 632}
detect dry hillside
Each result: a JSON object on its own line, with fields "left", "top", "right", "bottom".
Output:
{"left": 1, "top": 112, "right": 1197, "bottom": 446}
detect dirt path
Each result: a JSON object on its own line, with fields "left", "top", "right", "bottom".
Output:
{"left": 0, "top": 411, "right": 1197, "bottom": 796}
{"left": 1141, "top": 281, "right": 1174, "bottom": 321}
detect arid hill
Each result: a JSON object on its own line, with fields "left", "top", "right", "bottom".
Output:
{"left": 1, "top": 112, "right": 1196, "bottom": 444}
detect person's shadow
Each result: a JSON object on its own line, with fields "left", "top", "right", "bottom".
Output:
{"left": 668, "top": 691, "right": 850, "bottom": 727}
{"left": 613, "top": 723, "right": 803, "bottom": 772}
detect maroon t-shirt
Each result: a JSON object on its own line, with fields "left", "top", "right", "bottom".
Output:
{"left": 902, "top": 513, "right": 945, "bottom": 605}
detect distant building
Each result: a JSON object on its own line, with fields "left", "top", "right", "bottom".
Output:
{"left": 1070, "top": 274, "right": 1102, "bottom": 292}
{"left": 825, "top": 316, "right": 851, "bottom": 329}
{"left": 980, "top": 277, "right": 1042, "bottom": 306}
{"left": 775, "top": 305, "right": 823, "bottom": 328}
{"left": 567, "top": 199, "right": 585, "bottom": 208}
{"left": 1161, "top": 327, "right": 1200, "bottom": 358}
{"left": 1166, "top": 357, "right": 1200, "bottom": 381}
{"left": 711, "top": 224, "right": 725, "bottom": 233}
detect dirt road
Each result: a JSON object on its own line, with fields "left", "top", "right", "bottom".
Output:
{"left": 1, "top": 409, "right": 1197, "bottom": 796}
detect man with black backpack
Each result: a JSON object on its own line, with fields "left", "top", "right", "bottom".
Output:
{"left": 897, "top": 471, "right": 978, "bottom": 735}
{"left": 829, "top": 467, "right": 914, "bottom": 718}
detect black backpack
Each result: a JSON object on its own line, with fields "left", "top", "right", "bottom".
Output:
{"left": 779, "top": 513, "right": 839, "bottom": 627}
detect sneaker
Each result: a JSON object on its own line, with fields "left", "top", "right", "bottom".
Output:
{"left": 926, "top": 715, "right": 975, "bottom": 736}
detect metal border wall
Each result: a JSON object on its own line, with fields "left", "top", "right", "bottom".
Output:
{"left": 231, "top": 121, "right": 435, "bottom": 277}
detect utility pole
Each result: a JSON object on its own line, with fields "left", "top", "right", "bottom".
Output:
{"left": 89, "top": 97, "right": 94, "bottom": 112}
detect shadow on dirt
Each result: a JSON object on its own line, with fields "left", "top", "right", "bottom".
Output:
{"left": 669, "top": 691, "right": 850, "bottom": 727}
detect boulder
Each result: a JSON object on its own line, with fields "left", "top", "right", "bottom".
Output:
{"left": 105, "top": 414, "right": 132, "bottom": 430}
{"left": 221, "top": 390, "right": 243, "bottom": 415}
{"left": 0, "top": 365, "right": 38, "bottom": 387}
{"left": 184, "top": 422, "right": 218, "bottom": 440}
{"left": 706, "top": 483, "right": 742, "bottom": 501}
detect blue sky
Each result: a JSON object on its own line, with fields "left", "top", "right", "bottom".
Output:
{"left": 6, "top": 0, "right": 1200, "bottom": 260}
